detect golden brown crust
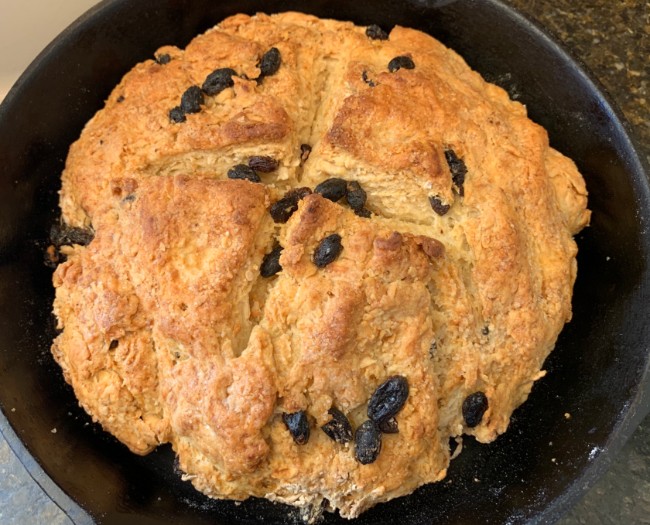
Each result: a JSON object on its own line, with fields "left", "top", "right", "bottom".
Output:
{"left": 52, "top": 11, "right": 589, "bottom": 519}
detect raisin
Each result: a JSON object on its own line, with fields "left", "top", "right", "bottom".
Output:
{"left": 388, "top": 56, "right": 415, "bottom": 72}
{"left": 46, "top": 224, "right": 94, "bottom": 267}
{"left": 64, "top": 228, "right": 94, "bottom": 246}
{"left": 367, "top": 376, "right": 409, "bottom": 424}
{"left": 300, "top": 144, "right": 312, "bottom": 164}
{"left": 314, "top": 178, "right": 347, "bottom": 202}
{"left": 462, "top": 392, "right": 489, "bottom": 428}
{"left": 270, "top": 187, "right": 312, "bottom": 223}
{"left": 355, "top": 420, "right": 382, "bottom": 464}
{"left": 313, "top": 233, "right": 343, "bottom": 268}
{"left": 259, "top": 47, "right": 281, "bottom": 78}
{"left": 202, "top": 68, "right": 237, "bottom": 96}
{"left": 445, "top": 149, "right": 467, "bottom": 197}
{"left": 429, "top": 340, "right": 437, "bottom": 359}
{"left": 50, "top": 224, "right": 94, "bottom": 247}
{"left": 362, "top": 71, "right": 376, "bottom": 87}
{"left": 169, "top": 106, "right": 186, "bottom": 123}
{"left": 248, "top": 156, "right": 278, "bottom": 173}
{"left": 321, "top": 407, "right": 353, "bottom": 444}
{"left": 109, "top": 340, "right": 119, "bottom": 350}
{"left": 156, "top": 53, "right": 171, "bottom": 65}
{"left": 345, "top": 181, "right": 367, "bottom": 210}
{"left": 354, "top": 208, "right": 372, "bottom": 218}
{"left": 116, "top": 95, "right": 125, "bottom": 103}
{"left": 429, "top": 195, "right": 451, "bottom": 216}
{"left": 227, "top": 164, "right": 261, "bottom": 183}
{"left": 365, "top": 24, "right": 389, "bottom": 41}
{"left": 180, "top": 85, "right": 204, "bottom": 114}
{"left": 283, "top": 411, "right": 310, "bottom": 445}
{"left": 260, "top": 245, "right": 283, "bottom": 277}
{"left": 378, "top": 417, "right": 399, "bottom": 434}
{"left": 482, "top": 325, "right": 490, "bottom": 336}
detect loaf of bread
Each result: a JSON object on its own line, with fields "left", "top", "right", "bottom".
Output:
{"left": 51, "top": 12, "right": 589, "bottom": 519}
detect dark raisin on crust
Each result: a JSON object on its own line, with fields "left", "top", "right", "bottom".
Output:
{"left": 355, "top": 420, "right": 382, "bottom": 464}
{"left": 367, "top": 376, "right": 409, "bottom": 424}
{"left": 109, "top": 340, "right": 119, "bottom": 350}
{"left": 482, "top": 325, "right": 490, "bottom": 336}
{"left": 169, "top": 106, "right": 186, "bottom": 123}
{"left": 365, "top": 24, "right": 389, "bottom": 40}
{"left": 116, "top": 95, "right": 125, "bottom": 103}
{"left": 260, "top": 244, "right": 283, "bottom": 277}
{"left": 46, "top": 224, "right": 95, "bottom": 268}
{"left": 345, "top": 181, "right": 367, "bottom": 210}
{"left": 321, "top": 407, "right": 353, "bottom": 444}
{"left": 354, "top": 207, "right": 372, "bottom": 218}
{"left": 248, "top": 156, "right": 278, "bottom": 173}
{"left": 429, "top": 195, "right": 451, "bottom": 216}
{"left": 462, "top": 392, "right": 489, "bottom": 428}
{"left": 180, "top": 85, "right": 204, "bottom": 114}
{"left": 314, "top": 178, "right": 348, "bottom": 202}
{"left": 445, "top": 148, "right": 468, "bottom": 197}
{"left": 155, "top": 53, "right": 171, "bottom": 65}
{"left": 362, "top": 71, "right": 376, "bottom": 87}
{"left": 313, "top": 233, "right": 343, "bottom": 268}
{"left": 50, "top": 224, "right": 95, "bottom": 247}
{"left": 388, "top": 55, "right": 415, "bottom": 72}
{"left": 300, "top": 144, "right": 312, "bottom": 164}
{"left": 202, "top": 68, "right": 237, "bottom": 96}
{"left": 283, "top": 411, "right": 310, "bottom": 445}
{"left": 269, "top": 187, "right": 312, "bottom": 223}
{"left": 429, "top": 340, "right": 437, "bottom": 359}
{"left": 227, "top": 164, "right": 261, "bottom": 183}
{"left": 377, "top": 417, "right": 399, "bottom": 434}
{"left": 258, "top": 47, "right": 282, "bottom": 78}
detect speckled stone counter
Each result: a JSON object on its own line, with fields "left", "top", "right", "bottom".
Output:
{"left": 0, "top": 1, "right": 648, "bottom": 524}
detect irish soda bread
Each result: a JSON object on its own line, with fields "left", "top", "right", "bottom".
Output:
{"left": 51, "top": 12, "right": 590, "bottom": 519}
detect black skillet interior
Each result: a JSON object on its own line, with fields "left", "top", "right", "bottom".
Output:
{"left": 0, "top": 0, "right": 648, "bottom": 524}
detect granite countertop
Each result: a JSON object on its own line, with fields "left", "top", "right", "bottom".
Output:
{"left": 0, "top": 0, "right": 648, "bottom": 524}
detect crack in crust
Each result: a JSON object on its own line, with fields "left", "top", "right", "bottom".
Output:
{"left": 52, "top": 11, "right": 589, "bottom": 520}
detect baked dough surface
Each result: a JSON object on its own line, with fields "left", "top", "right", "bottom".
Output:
{"left": 52, "top": 12, "right": 589, "bottom": 519}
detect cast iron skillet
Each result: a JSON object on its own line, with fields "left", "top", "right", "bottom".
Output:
{"left": 0, "top": 0, "right": 648, "bottom": 523}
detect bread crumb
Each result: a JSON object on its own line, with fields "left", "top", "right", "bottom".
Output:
{"left": 564, "top": 412, "right": 571, "bottom": 420}
{"left": 51, "top": 428, "right": 57, "bottom": 434}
